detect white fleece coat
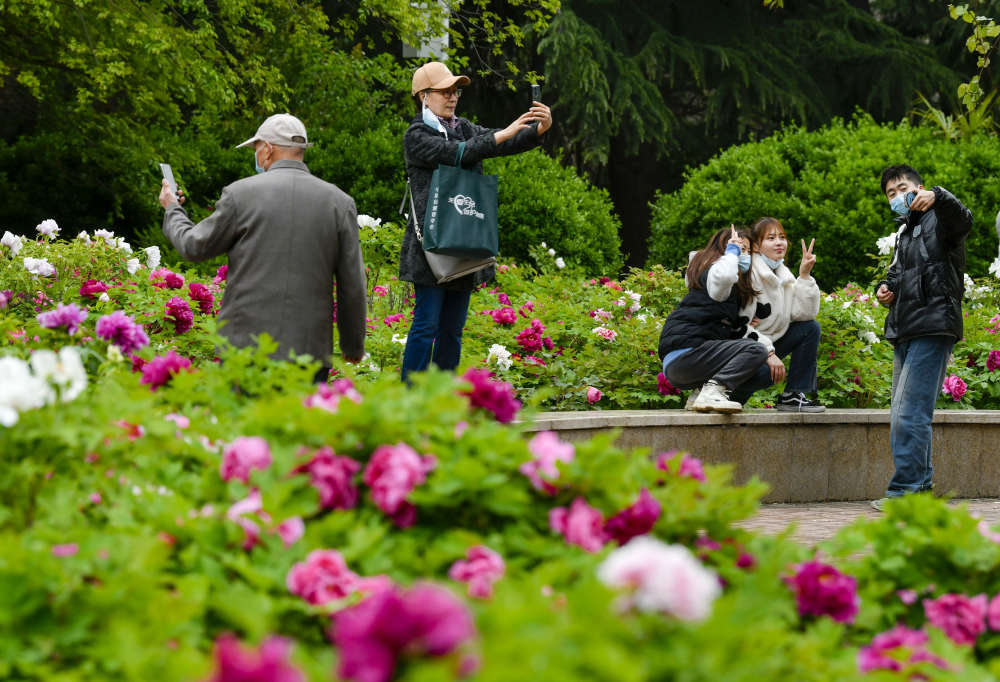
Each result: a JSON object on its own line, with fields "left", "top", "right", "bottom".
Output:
{"left": 748, "top": 255, "right": 820, "bottom": 341}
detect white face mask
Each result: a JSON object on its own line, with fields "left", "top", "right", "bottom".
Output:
{"left": 761, "top": 254, "right": 784, "bottom": 270}
{"left": 422, "top": 99, "right": 446, "bottom": 134}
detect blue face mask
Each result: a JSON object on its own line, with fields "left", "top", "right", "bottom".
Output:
{"left": 254, "top": 146, "right": 268, "bottom": 174}
{"left": 422, "top": 101, "right": 446, "bottom": 134}
{"left": 890, "top": 190, "right": 916, "bottom": 216}
{"left": 761, "top": 254, "right": 784, "bottom": 270}
{"left": 738, "top": 253, "right": 751, "bottom": 273}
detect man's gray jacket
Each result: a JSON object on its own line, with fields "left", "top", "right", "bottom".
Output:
{"left": 162, "top": 159, "right": 366, "bottom": 364}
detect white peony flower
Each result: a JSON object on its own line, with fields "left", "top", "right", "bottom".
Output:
{"left": 547, "top": 248, "right": 556, "bottom": 257}
{"left": 24, "top": 257, "right": 56, "bottom": 277}
{"left": 2, "top": 231, "right": 24, "bottom": 256}
{"left": 636, "top": 314, "right": 648, "bottom": 323}
{"left": 115, "top": 238, "right": 132, "bottom": 254}
{"left": 598, "top": 536, "right": 721, "bottom": 621}
{"left": 876, "top": 233, "right": 896, "bottom": 256}
{"left": 487, "top": 343, "right": 513, "bottom": 370}
{"left": 93, "top": 229, "right": 115, "bottom": 245}
{"left": 98, "top": 292, "right": 110, "bottom": 302}
{"left": 540, "top": 241, "right": 547, "bottom": 248}
{"left": 107, "top": 344, "right": 124, "bottom": 363}
{"left": 555, "top": 257, "right": 565, "bottom": 269}
{"left": 861, "top": 330, "right": 880, "bottom": 346}
{"left": 36, "top": 219, "right": 60, "bottom": 239}
{"left": 357, "top": 214, "right": 382, "bottom": 230}
{"left": 0, "top": 356, "right": 51, "bottom": 427}
{"left": 77, "top": 231, "right": 91, "bottom": 242}
{"left": 144, "top": 246, "right": 161, "bottom": 270}
{"left": 391, "top": 333, "right": 408, "bottom": 345}
{"left": 125, "top": 258, "right": 141, "bottom": 274}
{"left": 30, "top": 347, "right": 87, "bottom": 402}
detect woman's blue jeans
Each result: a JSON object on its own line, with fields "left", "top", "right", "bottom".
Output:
{"left": 886, "top": 335, "right": 953, "bottom": 497}
{"left": 730, "top": 319, "right": 821, "bottom": 403}
{"left": 401, "top": 285, "right": 472, "bottom": 383}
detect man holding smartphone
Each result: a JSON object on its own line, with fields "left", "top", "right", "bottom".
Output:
{"left": 158, "top": 113, "right": 367, "bottom": 379}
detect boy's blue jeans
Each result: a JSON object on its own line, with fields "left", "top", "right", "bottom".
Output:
{"left": 401, "top": 285, "right": 472, "bottom": 383}
{"left": 886, "top": 335, "right": 953, "bottom": 496}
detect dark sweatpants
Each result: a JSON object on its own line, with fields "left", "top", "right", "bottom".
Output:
{"left": 665, "top": 339, "right": 768, "bottom": 394}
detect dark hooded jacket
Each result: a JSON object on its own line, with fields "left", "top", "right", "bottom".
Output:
{"left": 876, "top": 186, "right": 972, "bottom": 345}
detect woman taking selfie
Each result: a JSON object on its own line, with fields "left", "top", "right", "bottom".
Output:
{"left": 399, "top": 61, "right": 552, "bottom": 383}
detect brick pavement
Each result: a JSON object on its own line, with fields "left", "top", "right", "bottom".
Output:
{"left": 737, "top": 498, "right": 1000, "bottom": 547}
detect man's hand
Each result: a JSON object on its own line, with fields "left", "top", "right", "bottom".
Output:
{"left": 799, "top": 238, "right": 816, "bottom": 278}
{"left": 767, "top": 353, "right": 786, "bottom": 383}
{"left": 908, "top": 188, "right": 936, "bottom": 212}
{"left": 876, "top": 283, "right": 895, "bottom": 306}
{"left": 531, "top": 101, "right": 553, "bottom": 135}
{"left": 159, "top": 179, "right": 185, "bottom": 209}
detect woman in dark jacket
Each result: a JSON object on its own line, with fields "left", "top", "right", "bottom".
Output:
{"left": 400, "top": 61, "right": 552, "bottom": 382}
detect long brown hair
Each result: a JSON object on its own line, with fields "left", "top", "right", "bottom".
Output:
{"left": 686, "top": 226, "right": 757, "bottom": 308}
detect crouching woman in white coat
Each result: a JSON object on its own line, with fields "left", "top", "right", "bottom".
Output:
{"left": 657, "top": 226, "right": 772, "bottom": 413}
{"left": 731, "top": 216, "right": 825, "bottom": 412}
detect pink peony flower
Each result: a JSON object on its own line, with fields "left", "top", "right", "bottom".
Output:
{"left": 303, "top": 379, "right": 362, "bottom": 413}
{"left": 989, "top": 350, "right": 1000, "bottom": 372}
{"left": 979, "top": 520, "right": 1000, "bottom": 544}
{"left": 362, "top": 443, "right": 436, "bottom": 528}
{"left": 497, "top": 292, "right": 511, "bottom": 306}
{"left": 287, "top": 549, "right": 361, "bottom": 605}
{"left": 373, "top": 285, "right": 389, "bottom": 297}
{"left": 331, "top": 582, "right": 476, "bottom": 682}
{"left": 188, "top": 282, "right": 215, "bottom": 314}
{"left": 89, "top": 492, "right": 101, "bottom": 504}
{"left": 139, "top": 350, "right": 192, "bottom": 390}
{"left": 220, "top": 436, "right": 273, "bottom": 484}
{"left": 460, "top": 369, "right": 521, "bottom": 423}
{"left": 383, "top": 313, "right": 406, "bottom": 326}
{"left": 589, "top": 308, "right": 613, "bottom": 321}
{"left": 941, "top": 374, "right": 967, "bottom": 401}
{"left": 489, "top": 307, "right": 517, "bottom": 325}
{"left": 207, "top": 634, "right": 305, "bottom": 682}
{"left": 226, "top": 489, "right": 265, "bottom": 550}
{"left": 164, "top": 413, "right": 190, "bottom": 429}
{"left": 897, "top": 589, "right": 919, "bottom": 605}
{"left": 857, "top": 625, "right": 948, "bottom": 674}
{"left": 592, "top": 326, "right": 617, "bottom": 341}
{"left": 923, "top": 593, "right": 988, "bottom": 645}
{"left": 292, "top": 446, "right": 361, "bottom": 510}
{"left": 656, "top": 450, "right": 706, "bottom": 482}
{"left": 79, "top": 279, "right": 108, "bottom": 299}
{"left": 449, "top": 545, "right": 506, "bottom": 599}
{"left": 586, "top": 386, "right": 602, "bottom": 404}
{"left": 520, "top": 431, "right": 574, "bottom": 494}
{"left": 276, "top": 517, "right": 305, "bottom": 547}
{"left": 96, "top": 310, "right": 150, "bottom": 354}
{"left": 213, "top": 265, "right": 228, "bottom": 284}
{"left": 0, "top": 291, "right": 7, "bottom": 310}
{"left": 51, "top": 543, "right": 79, "bottom": 557}
{"left": 37, "top": 303, "right": 88, "bottom": 335}
{"left": 165, "top": 296, "right": 193, "bottom": 334}
{"left": 603, "top": 489, "right": 661, "bottom": 545}
{"left": 785, "top": 560, "right": 859, "bottom": 624}
{"left": 598, "top": 536, "right": 720, "bottom": 621}
{"left": 549, "top": 497, "right": 608, "bottom": 553}
{"left": 987, "top": 593, "right": 1000, "bottom": 630}
{"left": 657, "top": 372, "right": 681, "bottom": 395}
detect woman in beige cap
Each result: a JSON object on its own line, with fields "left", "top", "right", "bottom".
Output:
{"left": 400, "top": 61, "right": 552, "bottom": 382}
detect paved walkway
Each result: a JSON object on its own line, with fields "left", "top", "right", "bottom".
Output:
{"left": 737, "top": 499, "right": 1000, "bottom": 546}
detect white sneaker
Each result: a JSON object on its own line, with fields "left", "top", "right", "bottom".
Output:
{"left": 684, "top": 387, "right": 701, "bottom": 411}
{"left": 690, "top": 380, "right": 742, "bottom": 414}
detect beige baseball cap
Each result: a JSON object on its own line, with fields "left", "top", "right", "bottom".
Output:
{"left": 236, "top": 113, "right": 314, "bottom": 149}
{"left": 411, "top": 62, "right": 470, "bottom": 96}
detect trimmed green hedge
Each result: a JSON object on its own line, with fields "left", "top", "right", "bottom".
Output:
{"left": 647, "top": 114, "right": 1000, "bottom": 288}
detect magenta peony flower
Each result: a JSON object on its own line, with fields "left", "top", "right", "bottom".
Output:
{"left": 656, "top": 450, "right": 706, "bottom": 482}
{"left": 515, "top": 318, "right": 552, "bottom": 353}
{"left": 96, "top": 310, "right": 150, "bottom": 354}
{"left": 362, "top": 443, "right": 436, "bottom": 528}
{"left": 604, "top": 489, "right": 661, "bottom": 545}
{"left": 331, "top": 582, "right": 476, "bottom": 682}
{"left": 37, "top": 303, "right": 88, "bottom": 335}
{"left": 0, "top": 291, "right": 7, "bottom": 310}
{"left": 220, "top": 436, "right": 272, "bottom": 484}
{"left": 497, "top": 292, "right": 511, "bottom": 306}
{"left": 292, "top": 446, "right": 361, "bottom": 510}
{"left": 923, "top": 593, "right": 988, "bottom": 645}
{"left": 188, "top": 282, "right": 215, "bottom": 314}
{"left": 989, "top": 350, "right": 1000, "bottom": 372}
{"left": 139, "top": 350, "right": 192, "bottom": 390}
{"left": 287, "top": 549, "right": 363, "bottom": 605}
{"left": 79, "top": 279, "right": 108, "bottom": 299}
{"left": 657, "top": 372, "right": 681, "bottom": 396}
{"left": 941, "top": 374, "right": 967, "bottom": 401}
{"left": 373, "top": 285, "right": 389, "bottom": 297}
{"left": 460, "top": 369, "right": 522, "bottom": 423}
{"left": 549, "top": 497, "right": 608, "bottom": 553}
{"left": 586, "top": 386, "right": 602, "bottom": 404}
{"left": 303, "top": 378, "right": 363, "bottom": 413}
{"left": 786, "top": 560, "right": 859, "bottom": 624}
{"left": 207, "top": 634, "right": 304, "bottom": 682}
{"left": 857, "top": 625, "right": 948, "bottom": 674}
{"left": 518, "top": 301, "right": 534, "bottom": 318}
{"left": 165, "top": 296, "right": 193, "bottom": 334}
{"left": 213, "top": 264, "right": 229, "bottom": 284}
{"left": 448, "top": 546, "right": 506, "bottom": 599}
{"left": 519, "top": 431, "right": 574, "bottom": 494}
{"left": 489, "top": 307, "right": 518, "bottom": 325}
{"left": 383, "top": 313, "right": 406, "bottom": 327}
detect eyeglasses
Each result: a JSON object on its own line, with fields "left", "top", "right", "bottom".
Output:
{"left": 428, "top": 88, "right": 462, "bottom": 99}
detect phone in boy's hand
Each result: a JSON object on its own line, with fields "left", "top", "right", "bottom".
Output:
{"left": 530, "top": 84, "right": 541, "bottom": 104}
{"left": 159, "top": 163, "right": 178, "bottom": 197}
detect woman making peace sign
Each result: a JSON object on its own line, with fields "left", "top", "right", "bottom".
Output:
{"left": 731, "top": 217, "right": 825, "bottom": 412}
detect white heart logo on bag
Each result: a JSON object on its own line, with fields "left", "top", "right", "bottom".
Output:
{"left": 448, "top": 194, "right": 485, "bottom": 220}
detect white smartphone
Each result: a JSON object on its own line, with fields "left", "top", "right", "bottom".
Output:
{"left": 159, "top": 163, "right": 178, "bottom": 197}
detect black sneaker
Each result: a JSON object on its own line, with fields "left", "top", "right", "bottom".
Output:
{"left": 775, "top": 391, "right": 826, "bottom": 413}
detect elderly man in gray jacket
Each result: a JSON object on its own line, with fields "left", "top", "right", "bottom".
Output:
{"left": 158, "top": 113, "right": 366, "bottom": 376}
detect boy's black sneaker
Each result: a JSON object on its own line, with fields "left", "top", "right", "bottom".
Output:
{"left": 775, "top": 391, "right": 826, "bottom": 413}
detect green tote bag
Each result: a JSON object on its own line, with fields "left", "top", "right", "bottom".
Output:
{"left": 422, "top": 141, "right": 499, "bottom": 257}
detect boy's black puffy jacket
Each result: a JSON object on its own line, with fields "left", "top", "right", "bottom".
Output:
{"left": 876, "top": 186, "right": 972, "bottom": 345}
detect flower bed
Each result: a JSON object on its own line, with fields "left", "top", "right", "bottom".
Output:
{"left": 5, "top": 222, "right": 1000, "bottom": 679}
